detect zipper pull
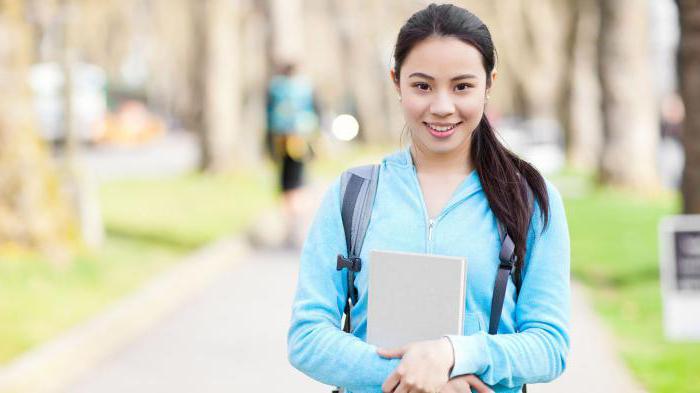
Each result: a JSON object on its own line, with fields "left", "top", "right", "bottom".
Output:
{"left": 428, "top": 219, "right": 435, "bottom": 242}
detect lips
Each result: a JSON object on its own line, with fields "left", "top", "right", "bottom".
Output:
{"left": 424, "top": 122, "right": 462, "bottom": 139}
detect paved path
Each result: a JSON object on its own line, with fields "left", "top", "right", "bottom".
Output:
{"left": 66, "top": 249, "right": 331, "bottom": 393}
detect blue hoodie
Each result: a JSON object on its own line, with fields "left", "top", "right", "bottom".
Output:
{"left": 288, "top": 148, "right": 570, "bottom": 393}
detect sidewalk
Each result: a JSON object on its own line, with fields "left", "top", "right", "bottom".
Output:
{"left": 1, "top": 182, "right": 647, "bottom": 393}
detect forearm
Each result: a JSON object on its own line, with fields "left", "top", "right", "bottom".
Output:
{"left": 288, "top": 309, "right": 399, "bottom": 390}
{"left": 447, "top": 323, "right": 568, "bottom": 388}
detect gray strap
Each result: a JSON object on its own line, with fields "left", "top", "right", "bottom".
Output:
{"left": 349, "top": 165, "right": 379, "bottom": 257}
{"left": 489, "top": 263, "right": 513, "bottom": 335}
{"left": 340, "top": 165, "right": 380, "bottom": 258}
{"left": 338, "top": 164, "right": 380, "bottom": 334}
{"left": 341, "top": 175, "right": 364, "bottom": 254}
{"left": 489, "top": 176, "right": 535, "bottom": 335}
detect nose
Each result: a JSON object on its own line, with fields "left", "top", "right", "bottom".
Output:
{"left": 430, "top": 91, "right": 455, "bottom": 117}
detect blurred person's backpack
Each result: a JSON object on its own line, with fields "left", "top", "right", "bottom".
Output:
{"left": 265, "top": 74, "right": 319, "bottom": 161}
{"left": 332, "top": 164, "right": 533, "bottom": 393}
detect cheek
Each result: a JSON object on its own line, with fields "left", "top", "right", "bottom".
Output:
{"left": 401, "top": 97, "right": 427, "bottom": 121}
{"left": 458, "top": 97, "right": 486, "bottom": 120}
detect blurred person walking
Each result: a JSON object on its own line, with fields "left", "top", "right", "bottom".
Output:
{"left": 266, "top": 62, "right": 319, "bottom": 248}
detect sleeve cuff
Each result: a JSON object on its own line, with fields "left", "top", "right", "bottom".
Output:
{"left": 445, "top": 333, "right": 489, "bottom": 378}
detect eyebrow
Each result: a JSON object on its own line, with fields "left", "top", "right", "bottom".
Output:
{"left": 408, "top": 72, "right": 477, "bottom": 81}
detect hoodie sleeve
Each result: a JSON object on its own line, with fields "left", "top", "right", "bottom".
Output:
{"left": 446, "top": 181, "right": 571, "bottom": 388}
{"left": 287, "top": 179, "right": 400, "bottom": 392}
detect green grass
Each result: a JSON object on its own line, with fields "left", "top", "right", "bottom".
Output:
{"left": 561, "top": 176, "right": 700, "bottom": 393}
{"left": 0, "top": 168, "right": 276, "bottom": 365}
{"left": 0, "top": 142, "right": 392, "bottom": 366}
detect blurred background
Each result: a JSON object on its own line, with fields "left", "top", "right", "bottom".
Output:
{"left": 0, "top": 0, "right": 699, "bottom": 392}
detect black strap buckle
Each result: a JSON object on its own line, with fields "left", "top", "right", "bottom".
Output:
{"left": 337, "top": 254, "right": 362, "bottom": 272}
{"left": 499, "top": 253, "right": 518, "bottom": 270}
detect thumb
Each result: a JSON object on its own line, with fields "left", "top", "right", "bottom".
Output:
{"left": 376, "top": 345, "right": 407, "bottom": 359}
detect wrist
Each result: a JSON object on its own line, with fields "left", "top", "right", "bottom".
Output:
{"left": 440, "top": 337, "right": 455, "bottom": 373}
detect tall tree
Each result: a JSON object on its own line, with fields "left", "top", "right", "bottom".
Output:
{"left": 489, "top": 0, "right": 572, "bottom": 120}
{"left": 597, "top": 0, "right": 659, "bottom": 190}
{"left": 677, "top": 0, "right": 700, "bottom": 213}
{"left": 565, "top": 0, "right": 604, "bottom": 171}
{"left": 186, "top": 0, "right": 242, "bottom": 171}
{"left": 0, "top": 0, "right": 76, "bottom": 259}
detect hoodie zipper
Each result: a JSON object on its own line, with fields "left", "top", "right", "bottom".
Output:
{"left": 410, "top": 164, "right": 437, "bottom": 253}
{"left": 428, "top": 219, "right": 435, "bottom": 243}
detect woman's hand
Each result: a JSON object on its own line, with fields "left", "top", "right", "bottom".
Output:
{"left": 439, "top": 375, "right": 494, "bottom": 393}
{"left": 378, "top": 338, "right": 455, "bottom": 393}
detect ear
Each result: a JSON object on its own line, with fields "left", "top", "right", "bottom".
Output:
{"left": 390, "top": 68, "right": 401, "bottom": 94}
{"left": 487, "top": 69, "right": 497, "bottom": 94}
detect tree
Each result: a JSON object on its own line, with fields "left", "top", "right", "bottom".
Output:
{"left": 187, "top": 0, "right": 242, "bottom": 172}
{"left": 597, "top": 0, "right": 660, "bottom": 190}
{"left": 0, "top": 0, "right": 76, "bottom": 260}
{"left": 563, "top": 0, "right": 604, "bottom": 171}
{"left": 677, "top": 0, "right": 700, "bottom": 213}
{"left": 489, "top": 0, "right": 572, "bottom": 121}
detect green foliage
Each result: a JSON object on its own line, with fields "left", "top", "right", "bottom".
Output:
{"left": 0, "top": 169, "right": 275, "bottom": 365}
{"left": 100, "top": 170, "right": 275, "bottom": 249}
{"left": 563, "top": 179, "right": 700, "bottom": 393}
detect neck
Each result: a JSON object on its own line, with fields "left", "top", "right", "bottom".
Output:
{"left": 410, "top": 143, "right": 473, "bottom": 175}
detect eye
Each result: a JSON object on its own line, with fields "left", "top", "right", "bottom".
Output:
{"left": 455, "top": 83, "right": 473, "bottom": 92}
{"left": 412, "top": 82, "right": 430, "bottom": 91}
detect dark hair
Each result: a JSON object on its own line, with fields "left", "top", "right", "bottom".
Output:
{"left": 393, "top": 3, "right": 550, "bottom": 268}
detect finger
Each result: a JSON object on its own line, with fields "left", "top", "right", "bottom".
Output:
{"left": 382, "top": 371, "right": 401, "bottom": 393}
{"left": 438, "top": 382, "right": 458, "bottom": 393}
{"left": 465, "top": 375, "right": 494, "bottom": 393}
{"left": 394, "top": 381, "right": 410, "bottom": 393}
{"left": 377, "top": 346, "right": 407, "bottom": 359}
{"left": 442, "top": 378, "right": 471, "bottom": 393}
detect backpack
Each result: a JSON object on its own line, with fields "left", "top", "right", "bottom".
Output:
{"left": 333, "top": 164, "right": 534, "bottom": 393}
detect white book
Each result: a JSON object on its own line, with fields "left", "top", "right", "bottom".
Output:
{"left": 367, "top": 250, "right": 467, "bottom": 349}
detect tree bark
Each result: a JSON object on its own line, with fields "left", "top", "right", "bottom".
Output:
{"left": 677, "top": 0, "right": 700, "bottom": 213}
{"left": 491, "top": 0, "right": 570, "bottom": 120}
{"left": 0, "top": 0, "right": 76, "bottom": 259}
{"left": 597, "top": 0, "right": 660, "bottom": 190}
{"left": 188, "top": 0, "right": 211, "bottom": 170}
{"left": 202, "top": 0, "right": 240, "bottom": 171}
{"left": 566, "top": 0, "right": 604, "bottom": 171}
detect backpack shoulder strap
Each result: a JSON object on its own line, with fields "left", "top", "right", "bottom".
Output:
{"left": 489, "top": 175, "right": 535, "bottom": 335}
{"left": 337, "top": 164, "right": 380, "bottom": 333}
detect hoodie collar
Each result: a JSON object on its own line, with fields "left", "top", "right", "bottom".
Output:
{"left": 385, "top": 146, "right": 483, "bottom": 206}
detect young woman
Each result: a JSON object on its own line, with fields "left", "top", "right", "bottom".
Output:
{"left": 288, "top": 4, "right": 570, "bottom": 393}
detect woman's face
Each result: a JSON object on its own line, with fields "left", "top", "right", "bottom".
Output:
{"left": 393, "top": 35, "right": 494, "bottom": 159}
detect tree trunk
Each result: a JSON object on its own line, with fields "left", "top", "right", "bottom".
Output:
{"left": 565, "top": 0, "right": 604, "bottom": 171}
{"left": 202, "top": 0, "right": 240, "bottom": 171}
{"left": 0, "top": 0, "right": 76, "bottom": 260}
{"left": 59, "top": 0, "right": 105, "bottom": 248}
{"left": 331, "top": 0, "right": 391, "bottom": 143}
{"left": 677, "top": 0, "right": 700, "bottom": 213}
{"left": 491, "top": 0, "right": 570, "bottom": 120}
{"left": 189, "top": 0, "right": 211, "bottom": 170}
{"left": 597, "top": 0, "right": 660, "bottom": 190}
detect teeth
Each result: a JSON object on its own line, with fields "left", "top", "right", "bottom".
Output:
{"left": 428, "top": 124, "right": 456, "bottom": 132}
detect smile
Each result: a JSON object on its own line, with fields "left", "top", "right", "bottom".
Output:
{"left": 423, "top": 122, "right": 462, "bottom": 138}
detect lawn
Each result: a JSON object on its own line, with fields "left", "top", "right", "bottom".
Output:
{"left": 0, "top": 168, "right": 276, "bottom": 365}
{"left": 0, "top": 142, "right": 391, "bottom": 366}
{"left": 562, "top": 178, "right": 700, "bottom": 393}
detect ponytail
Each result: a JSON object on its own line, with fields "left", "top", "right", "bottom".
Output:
{"left": 470, "top": 115, "right": 550, "bottom": 268}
